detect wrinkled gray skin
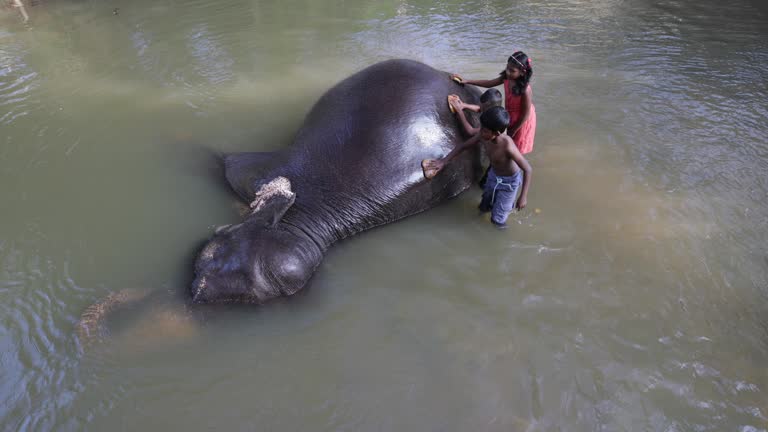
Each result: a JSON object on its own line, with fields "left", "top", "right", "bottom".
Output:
{"left": 192, "top": 59, "right": 482, "bottom": 304}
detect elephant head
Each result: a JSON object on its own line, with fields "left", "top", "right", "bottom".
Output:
{"left": 191, "top": 177, "right": 322, "bottom": 304}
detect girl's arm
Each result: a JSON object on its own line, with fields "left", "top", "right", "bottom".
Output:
{"left": 508, "top": 86, "right": 532, "bottom": 137}
{"left": 451, "top": 74, "right": 504, "bottom": 89}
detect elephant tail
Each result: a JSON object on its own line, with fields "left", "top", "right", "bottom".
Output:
{"left": 76, "top": 288, "right": 150, "bottom": 348}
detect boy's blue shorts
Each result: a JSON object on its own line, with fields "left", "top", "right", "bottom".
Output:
{"left": 478, "top": 168, "right": 522, "bottom": 226}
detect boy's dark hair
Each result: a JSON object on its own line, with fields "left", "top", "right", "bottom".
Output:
{"left": 500, "top": 51, "right": 533, "bottom": 96}
{"left": 479, "top": 88, "right": 503, "bottom": 107}
{"left": 479, "top": 106, "right": 510, "bottom": 134}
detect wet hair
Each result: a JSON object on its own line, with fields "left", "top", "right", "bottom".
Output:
{"left": 500, "top": 51, "right": 533, "bottom": 96}
{"left": 479, "top": 88, "right": 503, "bottom": 107}
{"left": 479, "top": 106, "right": 510, "bottom": 134}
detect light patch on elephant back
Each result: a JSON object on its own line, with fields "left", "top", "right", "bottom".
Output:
{"left": 249, "top": 176, "right": 294, "bottom": 213}
{"left": 410, "top": 118, "right": 447, "bottom": 149}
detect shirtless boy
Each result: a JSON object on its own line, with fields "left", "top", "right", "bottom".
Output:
{"left": 423, "top": 106, "right": 532, "bottom": 227}
{"left": 449, "top": 88, "right": 503, "bottom": 186}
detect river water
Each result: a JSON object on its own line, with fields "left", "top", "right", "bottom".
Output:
{"left": 1, "top": 0, "right": 767, "bottom": 430}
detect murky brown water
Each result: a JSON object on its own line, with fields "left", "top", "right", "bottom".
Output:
{"left": 1, "top": 0, "right": 767, "bottom": 430}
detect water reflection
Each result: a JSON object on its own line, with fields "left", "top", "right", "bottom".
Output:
{"left": 186, "top": 24, "right": 235, "bottom": 85}
{"left": 0, "top": 36, "right": 37, "bottom": 125}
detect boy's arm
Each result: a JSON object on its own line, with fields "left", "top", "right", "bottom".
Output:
{"left": 443, "top": 134, "right": 481, "bottom": 163}
{"left": 422, "top": 135, "right": 481, "bottom": 179}
{"left": 461, "top": 103, "right": 482, "bottom": 113}
{"left": 507, "top": 138, "right": 532, "bottom": 209}
{"left": 455, "top": 108, "right": 480, "bottom": 137}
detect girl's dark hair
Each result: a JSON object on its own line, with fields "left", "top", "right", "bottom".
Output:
{"left": 499, "top": 51, "right": 533, "bottom": 96}
{"left": 480, "top": 106, "right": 510, "bottom": 134}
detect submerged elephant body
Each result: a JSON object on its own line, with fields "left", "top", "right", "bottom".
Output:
{"left": 193, "top": 59, "right": 482, "bottom": 303}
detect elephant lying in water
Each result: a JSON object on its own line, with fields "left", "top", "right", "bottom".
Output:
{"left": 76, "top": 59, "right": 484, "bottom": 343}
{"left": 191, "top": 59, "right": 483, "bottom": 304}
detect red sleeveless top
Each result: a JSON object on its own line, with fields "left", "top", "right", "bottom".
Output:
{"left": 503, "top": 81, "right": 537, "bottom": 154}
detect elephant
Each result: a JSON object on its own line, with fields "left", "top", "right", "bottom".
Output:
{"left": 192, "top": 58, "right": 483, "bottom": 304}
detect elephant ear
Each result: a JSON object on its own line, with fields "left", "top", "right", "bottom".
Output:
{"left": 224, "top": 151, "right": 285, "bottom": 203}
{"left": 248, "top": 176, "right": 295, "bottom": 227}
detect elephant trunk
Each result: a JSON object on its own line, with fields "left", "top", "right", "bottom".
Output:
{"left": 76, "top": 288, "right": 150, "bottom": 348}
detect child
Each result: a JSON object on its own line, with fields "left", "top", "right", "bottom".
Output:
{"left": 448, "top": 88, "right": 502, "bottom": 187}
{"left": 450, "top": 51, "right": 537, "bottom": 155}
{"left": 423, "top": 106, "right": 532, "bottom": 227}
{"left": 448, "top": 88, "right": 503, "bottom": 138}
{"left": 11, "top": 0, "right": 29, "bottom": 22}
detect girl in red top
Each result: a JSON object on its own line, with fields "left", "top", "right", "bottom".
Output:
{"left": 450, "top": 51, "right": 537, "bottom": 155}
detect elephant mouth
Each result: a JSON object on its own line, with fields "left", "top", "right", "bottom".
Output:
{"left": 190, "top": 274, "right": 263, "bottom": 304}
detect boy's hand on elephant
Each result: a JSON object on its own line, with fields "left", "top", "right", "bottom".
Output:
{"left": 450, "top": 74, "right": 464, "bottom": 85}
{"left": 422, "top": 159, "right": 445, "bottom": 179}
{"left": 448, "top": 94, "right": 463, "bottom": 112}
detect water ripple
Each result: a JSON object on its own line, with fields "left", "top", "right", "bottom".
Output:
{"left": 0, "top": 242, "right": 88, "bottom": 429}
{"left": 0, "top": 45, "right": 38, "bottom": 126}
